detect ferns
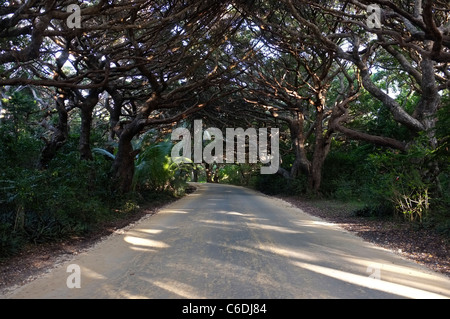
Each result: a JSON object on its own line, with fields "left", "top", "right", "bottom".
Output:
{"left": 134, "top": 139, "right": 192, "bottom": 195}
{"left": 93, "top": 131, "right": 191, "bottom": 195}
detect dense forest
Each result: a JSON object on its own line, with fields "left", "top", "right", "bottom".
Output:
{"left": 0, "top": 0, "right": 449, "bottom": 258}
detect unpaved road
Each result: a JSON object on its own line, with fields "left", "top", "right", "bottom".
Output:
{"left": 3, "top": 183, "right": 450, "bottom": 299}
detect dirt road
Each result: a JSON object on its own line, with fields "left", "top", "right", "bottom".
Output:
{"left": 3, "top": 183, "right": 450, "bottom": 299}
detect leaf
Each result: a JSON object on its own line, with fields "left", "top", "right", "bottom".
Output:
{"left": 92, "top": 148, "right": 116, "bottom": 160}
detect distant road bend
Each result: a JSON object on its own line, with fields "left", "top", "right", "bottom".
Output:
{"left": 4, "top": 183, "right": 450, "bottom": 299}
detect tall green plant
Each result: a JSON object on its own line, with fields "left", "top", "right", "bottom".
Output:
{"left": 133, "top": 140, "right": 172, "bottom": 190}
{"left": 93, "top": 132, "right": 190, "bottom": 195}
{"left": 367, "top": 139, "right": 436, "bottom": 223}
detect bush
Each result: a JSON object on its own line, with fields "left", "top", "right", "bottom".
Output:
{"left": 0, "top": 92, "right": 193, "bottom": 259}
{"left": 0, "top": 142, "right": 115, "bottom": 257}
{"left": 219, "top": 164, "right": 258, "bottom": 186}
{"left": 132, "top": 139, "right": 190, "bottom": 196}
{"left": 365, "top": 139, "right": 437, "bottom": 223}
{"left": 321, "top": 143, "right": 374, "bottom": 201}
{"left": 254, "top": 173, "right": 307, "bottom": 196}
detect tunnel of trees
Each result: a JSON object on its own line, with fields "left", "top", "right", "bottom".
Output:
{"left": 0, "top": 0, "right": 449, "bottom": 257}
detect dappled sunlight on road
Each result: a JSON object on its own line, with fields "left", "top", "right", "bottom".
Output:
{"left": 124, "top": 228, "right": 170, "bottom": 250}
{"left": 254, "top": 244, "right": 320, "bottom": 263}
{"left": 146, "top": 200, "right": 449, "bottom": 298}
{"left": 247, "top": 223, "right": 302, "bottom": 234}
{"left": 101, "top": 283, "right": 149, "bottom": 299}
{"left": 234, "top": 239, "right": 450, "bottom": 298}
{"left": 124, "top": 236, "right": 170, "bottom": 249}
{"left": 8, "top": 184, "right": 448, "bottom": 299}
{"left": 346, "top": 257, "right": 450, "bottom": 294}
{"left": 116, "top": 207, "right": 450, "bottom": 299}
{"left": 163, "top": 209, "right": 191, "bottom": 214}
{"left": 178, "top": 204, "right": 450, "bottom": 298}
{"left": 133, "top": 228, "right": 164, "bottom": 235}
{"left": 147, "top": 279, "right": 204, "bottom": 299}
{"left": 188, "top": 206, "right": 450, "bottom": 298}
{"left": 292, "top": 219, "right": 343, "bottom": 229}
{"left": 226, "top": 211, "right": 249, "bottom": 217}
{"left": 290, "top": 261, "right": 448, "bottom": 299}
{"left": 81, "top": 267, "right": 107, "bottom": 280}
{"left": 110, "top": 228, "right": 172, "bottom": 252}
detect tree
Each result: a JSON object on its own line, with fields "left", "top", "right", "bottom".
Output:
{"left": 0, "top": 0, "right": 252, "bottom": 193}
{"left": 235, "top": 0, "right": 360, "bottom": 192}
{"left": 105, "top": 1, "right": 250, "bottom": 192}
{"left": 282, "top": 0, "right": 449, "bottom": 150}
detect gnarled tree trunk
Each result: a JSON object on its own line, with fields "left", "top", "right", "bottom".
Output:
{"left": 79, "top": 105, "right": 94, "bottom": 161}
{"left": 38, "top": 91, "right": 69, "bottom": 169}
{"left": 111, "top": 93, "right": 159, "bottom": 193}
{"left": 112, "top": 131, "right": 138, "bottom": 194}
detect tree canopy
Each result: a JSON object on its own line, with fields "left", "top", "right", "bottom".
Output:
{"left": 0, "top": 0, "right": 449, "bottom": 256}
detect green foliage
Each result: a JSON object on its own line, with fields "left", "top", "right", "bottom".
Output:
{"left": 366, "top": 147, "right": 433, "bottom": 223}
{"left": 254, "top": 173, "right": 307, "bottom": 196}
{"left": 131, "top": 135, "right": 191, "bottom": 196}
{"left": 0, "top": 91, "right": 43, "bottom": 168}
{"left": 1, "top": 1, "right": 449, "bottom": 260}
{"left": 0, "top": 143, "right": 115, "bottom": 257}
{"left": 320, "top": 142, "right": 374, "bottom": 201}
{"left": 219, "top": 164, "right": 257, "bottom": 186}
{"left": 348, "top": 89, "right": 412, "bottom": 142}
{"left": 0, "top": 105, "right": 124, "bottom": 258}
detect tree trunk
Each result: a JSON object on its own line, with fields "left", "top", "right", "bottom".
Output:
{"left": 355, "top": 58, "right": 426, "bottom": 133}
{"left": 308, "top": 141, "right": 331, "bottom": 193}
{"left": 78, "top": 90, "right": 100, "bottom": 161}
{"left": 308, "top": 94, "right": 333, "bottom": 194}
{"left": 106, "top": 89, "right": 124, "bottom": 144}
{"left": 308, "top": 160, "right": 323, "bottom": 193}
{"left": 308, "top": 108, "right": 324, "bottom": 193}
{"left": 111, "top": 93, "right": 159, "bottom": 193}
{"left": 276, "top": 113, "right": 311, "bottom": 179}
{"left": 213, "top": 167, "right": 220, "bottom": 183}
{"left": 79, "top": 106, "right": 93, "bottom": 161}
{"left": 291, "top": 113, "right": 311, "bottom": 178}
{"left": 192, "top": 167, "right": 199, "bottom": 182}
{"left": 415, "top": 57, "right": 441, "bottom": 148}
{"left": 38, "top": 93, "right": 69, "bottom": 169}
{"left": 112, "top": 132, "right": 137, "bottom": 194}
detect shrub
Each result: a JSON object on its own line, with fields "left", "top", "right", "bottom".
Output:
{"left": 254, "top": 173, "right": 307, "bottom": 196}
{"left": 321, "top": 143, "right": 374, "bottom": 201}
{"left": 0, "top": 143, "right": 115, "bottom": 257}
{"left": 365, "top": 139, "right": 436, "bottom": 223}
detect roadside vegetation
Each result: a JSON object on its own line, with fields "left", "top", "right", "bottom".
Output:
{"left": 0, "top": 110, "right": 189, "bottom": 257}
{"left": 0, "top": 0, "right": 449, "bottom": 267}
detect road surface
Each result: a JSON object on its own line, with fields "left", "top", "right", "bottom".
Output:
{"left": 3, "top": 183, "right": 450, "bottom": 299}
